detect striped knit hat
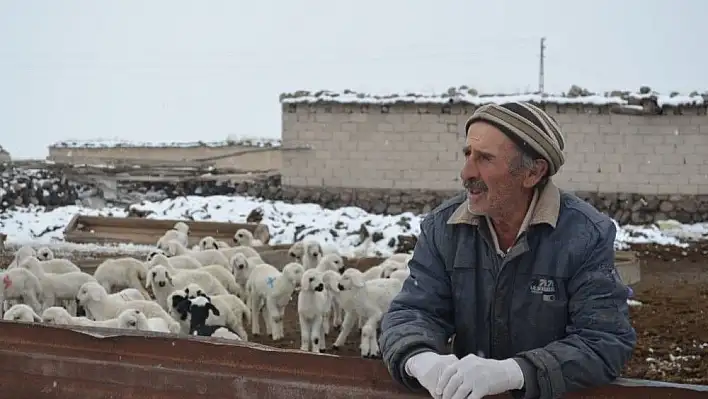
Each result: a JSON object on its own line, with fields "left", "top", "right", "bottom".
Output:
{"left": 464, "top": 102, "right": 566, "bottom": 176}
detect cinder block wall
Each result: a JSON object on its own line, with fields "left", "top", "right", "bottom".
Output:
{"left": 281, "top": 102, "right": 708, "bottom": 194}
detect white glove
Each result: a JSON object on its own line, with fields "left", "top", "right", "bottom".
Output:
{"left": 435, "top": 353, "right": 524, "bottom": 399}
{"left": 405, "top": 351, "right": 459, "bottom": 398}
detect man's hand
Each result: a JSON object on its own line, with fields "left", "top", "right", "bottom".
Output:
{"left": 405, "top": 351, "right": 459, "bottom": 398}
{"left": 435, "top": 353, "right": 524, "bottom": 399}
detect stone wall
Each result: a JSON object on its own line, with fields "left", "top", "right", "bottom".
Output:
{"left": 47, "top": 144, "right": 282, "bottom": 172}
{"left": 276, "top": 90, "right": 708, "bottom": 223}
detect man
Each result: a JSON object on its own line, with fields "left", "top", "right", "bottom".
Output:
{"left": 379, "top": 101, "right": 636, "bottom": 399}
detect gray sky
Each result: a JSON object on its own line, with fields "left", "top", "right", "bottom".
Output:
{"left": 1, "top": 0, "right": 705, "bottom": 158}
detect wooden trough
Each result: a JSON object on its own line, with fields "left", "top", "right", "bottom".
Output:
{"left": 0, "top": 321, "right": 706, "bottom": 398}
{"left": 63, "top": 214, "right": 270, "bottom": 247}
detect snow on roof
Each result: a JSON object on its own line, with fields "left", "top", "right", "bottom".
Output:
{"left": 280, "top": 87, "right": 707, "bottom": 108}
{"left": 50, "top": 135, "right": 282, "bottom": 149}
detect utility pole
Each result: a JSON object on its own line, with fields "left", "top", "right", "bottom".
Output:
{"left": 538, "top": 37, "right": 546, "bottom": 94}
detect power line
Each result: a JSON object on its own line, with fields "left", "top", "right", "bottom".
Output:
{"left": 538, "top": 37, "right": 546, "bottom": 93}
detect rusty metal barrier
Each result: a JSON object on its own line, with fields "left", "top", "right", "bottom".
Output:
{"left": 0, "top": 321, "right": 706, "bottom": 399}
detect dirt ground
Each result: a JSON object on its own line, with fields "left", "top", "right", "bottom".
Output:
{"left": 1, "top": 242, "right": 706, "bottom": 384}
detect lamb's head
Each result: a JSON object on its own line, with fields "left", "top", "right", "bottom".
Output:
{"left": 288, "top": 241, "right": 305, "bottom": 262}
{"left": 380, "top": 260, "right": 404, "bottom": 279}
{"left": 282, "top": 262, "right": 305, "bottom": 288}
{"left": 302, "top": 241, "right": 323, "bottom": 268}
{"left": 77, "top": 281, "right": 108, "bottom": 305}
{"left": 117, "top": 308, "right": 149, "bottom": 330}
{"left": 173, "top": 221, "right": 190, "bottom": 235}
{"left": 301, "top": 269, "right": 325, "bottom": 292}
{"left": 146, "top": 265, "right": 173, "bottom": 290}
{"left": 199, "top": 236, "right": 219, "bottom": 251}
{"left": 318, "top": 253, "right": 345, "bottom": 274}
{"left": 149, "top": 253, "right": 171, "bottom": 268}
{"left": 167, "top": 290, "right": 188, "bottom": 317}
{"left": 41, "top": 307, "right": 73, "bottom": 325}
{"left": 177, "top": 295, "right": 220, "bottom": 330}
{"left": 338, "top": 268, "right": 365, "bottom": 291}
{"left": 183, "top": 283, "right": 206, "bottom": 300}
{"left": 3, "top": 304, "right": 42, "bottom": 322}
{"left": 36, "top": 247, "right": 54, "bottom": 261}
{"left": 165, "top": 240, "right": 182, "bottom": 257}
{"left": 229, "top": 253, "right": 250, "bottom": 275}
{"left": 232, "top": 229, "right": 256, "bottom": 246}
{"left": 321, "top": 270, "right": 342, "bottom": 292}
{"left": 147, "top": 250, "right": 166, "bottom": 262}
{"left": 16, "top": 245, "right": 36, "bottom": 260}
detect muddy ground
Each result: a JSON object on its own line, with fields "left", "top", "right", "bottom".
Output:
{"left": 1, "top": 242, "right": 706, "bottom": 384}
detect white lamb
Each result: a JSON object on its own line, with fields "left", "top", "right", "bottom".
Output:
{"left": 321, "top": 270, "right": 344, "bottom": 333}
{"left": 7, "top": 245, "right": 36, "bottom": 269}
{"left": 288, "top": 241, "right": 305, "bottom": 262}
{"left": 181, "top": 283, "right": 251, "bottom": 340}
{"left": 316, "top": 253, "right": 346, "bottom": 274}
{"left": 378, "top": 259, "right": 407, "bottom": 279}
{"left": 166, "top": 240, "right": 229, "bottom": 267}
{"left": 115, "top": 308, "right": 173, "bottom": 333}
{"left": 19, "top": 257, "right": 95, "bottom": 314}
{"left": 156, "top": 221, "right": 190, "bottom": 251}
{"left": 146, "top": 264, "right": 228, "bottom": 310}
{"left": 229, "top": 253, "right": 255, "bottom": 288}
{"left": 389, "top": 268, "right": 410, "bottom": 282}
{"left": 199, "top": 264, "right": 244, "bottom": 298}
{"left": 0, "top": 265, "right": 43, "bottom": 313}
{"left": 3, "top": 303, "right": 42, "bottom": 322}
{"left": 93, "top": 257, "right": 150, "bottom": 298}
{"left": 219, "top": 244, "right": 260, "bottom": 262}
{"left": 42, "top": 306, "right": 108, "bottom": 327}
{"left": 332, "top": 268, "right": 404, "bottom": 357}
{"left": 362, "top": 259, "right": 403, "bottom": 281}
{"left": 198, "top": 236, "right": 231, "bottom": 251}
{"left": 387, "top": 253, "right": 413, "bottom": 264}
{"left": 301, "top": 241, "right": 324, "bottom": 270}
{"left": 246, "top": 262, "right": 304, "bottom": 340}
{"left": 76, "top": 281, "right": 180, "bottom": 333}
{"left": 297, "top": 269, "right": 328, "bottom": 353}
{"left": 149, "top": 252, "right": 201, "bottom": 270}
{"left": 36, "top": 247, "right": 54, "bottom": 261}
{"left": 232, "top": 229, "right": 264, "bottom": 247}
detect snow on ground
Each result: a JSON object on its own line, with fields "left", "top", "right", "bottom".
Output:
{"left": 1, "top": 195, "right": 707, "bottom": 258}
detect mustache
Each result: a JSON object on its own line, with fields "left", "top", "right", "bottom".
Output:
{"left": 463, "top": 179, "right": 488, "bottom": 192}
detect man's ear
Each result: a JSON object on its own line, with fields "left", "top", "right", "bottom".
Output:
{"left": 523, "top": 158, "right": 548, "bottom": 188}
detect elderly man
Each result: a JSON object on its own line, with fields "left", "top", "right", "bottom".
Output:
{"left": 379, "top": 101, "right": 636, "bottom": 399}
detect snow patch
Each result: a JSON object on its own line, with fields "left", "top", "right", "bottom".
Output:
{"left": 51, "top": 135, "right": 282, "bottom": 150}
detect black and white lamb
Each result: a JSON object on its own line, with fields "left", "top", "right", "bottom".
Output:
{"left": 173, "top": 294, "right": 242, "bottom": 340}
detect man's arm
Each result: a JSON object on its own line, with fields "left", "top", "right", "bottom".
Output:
{"left": 379, "top": 215, "right": 456, "bottom": 391}
{"left": 515, "top": 219, "right": 637, "bottom": 398}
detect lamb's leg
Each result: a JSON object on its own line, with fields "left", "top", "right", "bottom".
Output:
{"left": 64, "top": 299, "right": 77, "bottom": 316}
{"left": 298, "top": 314, "right": 310, "bottom": 352}
{"left": 266, "top": 299, "right": 282, "bottom": 340}
{"left": 128, "top": 273, "right": 151, "bottom": 299}
{"left": 249, "top": 293, "right": 261, "bottom": 336}
{"left": 311, "top": 314, "right": 323, "bottom": 354}
{"left": 227, "top": 311, "right": 249, "bottom": 341}
{"left": 332, "top": 311, "right": 356, "bottom": 349}
{"left": 333, "top": 302, "right": 343, "bottom": 328}
{"left": 360, "top": 315, "right": 381, "bottom": 358}
{"left": 22, "top": 294, "right": 42, "bottom": 314}
{"left": 322, "top": 302, "right": 331, "bottom": 336}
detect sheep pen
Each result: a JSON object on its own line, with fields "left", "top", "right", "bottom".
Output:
{"left": 0, "top": 235, "right": 706, "bottom": 385}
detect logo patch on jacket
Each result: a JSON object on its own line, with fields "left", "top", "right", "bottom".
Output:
{"left": 530, "top": 276, "right": 557, "bottom": 301}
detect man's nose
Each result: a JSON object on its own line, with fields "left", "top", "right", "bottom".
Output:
{"left": 460, "top": 157, "right": 480, "bottom": 181}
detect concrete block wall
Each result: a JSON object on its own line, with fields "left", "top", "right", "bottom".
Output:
{"left": 281, "top": 102, "right": 708, "bottom": 195}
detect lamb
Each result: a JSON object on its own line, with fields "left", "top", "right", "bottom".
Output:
{"left": 9, "top": 252, "right": 81, "bottom": 274}
{"left": 316, "top": 253, "right": 346, "bottom": 274}
{"left": 165, "top": 240, "right": 229, "bottom": 267}
{"left": 199, "top": 264, "right": 244, "bottom": 298}
{"left": 174, "top": 295, "right": 243, "bottom": 340}
{"left": 232, "top": 229, "right": 264, "bottom": 247}
{"left": 199, "top": 236, "right": 230, "bottom": 251}
{"left": 41, "top": 306, "right": 113, "bottom": 327}
{"left": 362, "top": 259, "right": 403, "bottom": 281}
{"left": 115, "top": 308, "right": 174, "bottom": 333}
{"left": 146, "top": 264, "right": 228, "bottom": 310}
{"left": 93, "top": 257, "right": 150, "bottom": 298}
{"left": 36, "top": 247, "right": 54, "bottom": 261}
{"left": 301, "top": 241, "right": 324, "bottom": 270}
{"left": 378, "top": 259, "right": 407, "bottom": 279}
{"left": 7, "top": 245, "right": 36, "bottom": 269}
{"left": 219, "top": 244, "right": 260, "bottom": 262}
{"left": 3, "top": 303, "right": 42, "bottom": 322}
{"left": 297, "top": 269, "right": 328, "bottom": 353}
{"left": 76, "top": 281, "right": 180, "bottom": 332}
{"left": 288, "top": 241, "right": 305, "bottom": 262}
{"left": 149, "top": 252, "right": 201, "bottom": 270}
{"left": 387, "top": 253, "right": 412, "bottom": 264}
{"left": 156, "top": 222, "right": 190, "bottom": 251}
{"left": 332, "top": 268, "right": 404, "bottom": 358}
{"left": 83, "top": 288, "right": 149, "bottom": 320}
{"left": 0, "top": 265, "right": 43, "bottom": 314}
{"left": 389, "top": 268, "right": 410, "bottom": 282}
{"left": 19, "top": 257, "right": 96, "bottom": 314}
{"left": 229, "top": 253, "right": 256, "bottom": 288}
{"left": 321, "top": 270, "right": 344, "bottom": 333}
{"left": 177, "top": 283, "right": 250, "bottom": 340}
{"left": 246, "top": 262, "right": 304, "bottom": 340}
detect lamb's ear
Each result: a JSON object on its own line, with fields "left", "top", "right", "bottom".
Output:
{"left": 207, "top": 303, "right": 220, "bottom": 316}
{"left": 89, "top": 287, "right": 102, "bottom": 302}
{"left": 165, "top": 271, "right": 173, "bottom": 285}
{"left": 212, "top": 243, "right": 219, "bottom": 250}
{"left": 171, "top": 294, "right": 186, "bottom": 309}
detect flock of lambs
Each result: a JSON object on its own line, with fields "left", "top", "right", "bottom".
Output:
{"left": 0, "top": 221, "right": 412, "bottom": 357}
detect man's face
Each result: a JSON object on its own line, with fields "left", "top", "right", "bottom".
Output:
{"left": 460, "top": 122, "right": 528, "bottom": 217}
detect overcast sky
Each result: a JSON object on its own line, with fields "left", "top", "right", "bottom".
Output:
{"left": 1, "top": 0, "right": 705, "bottom": 158}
